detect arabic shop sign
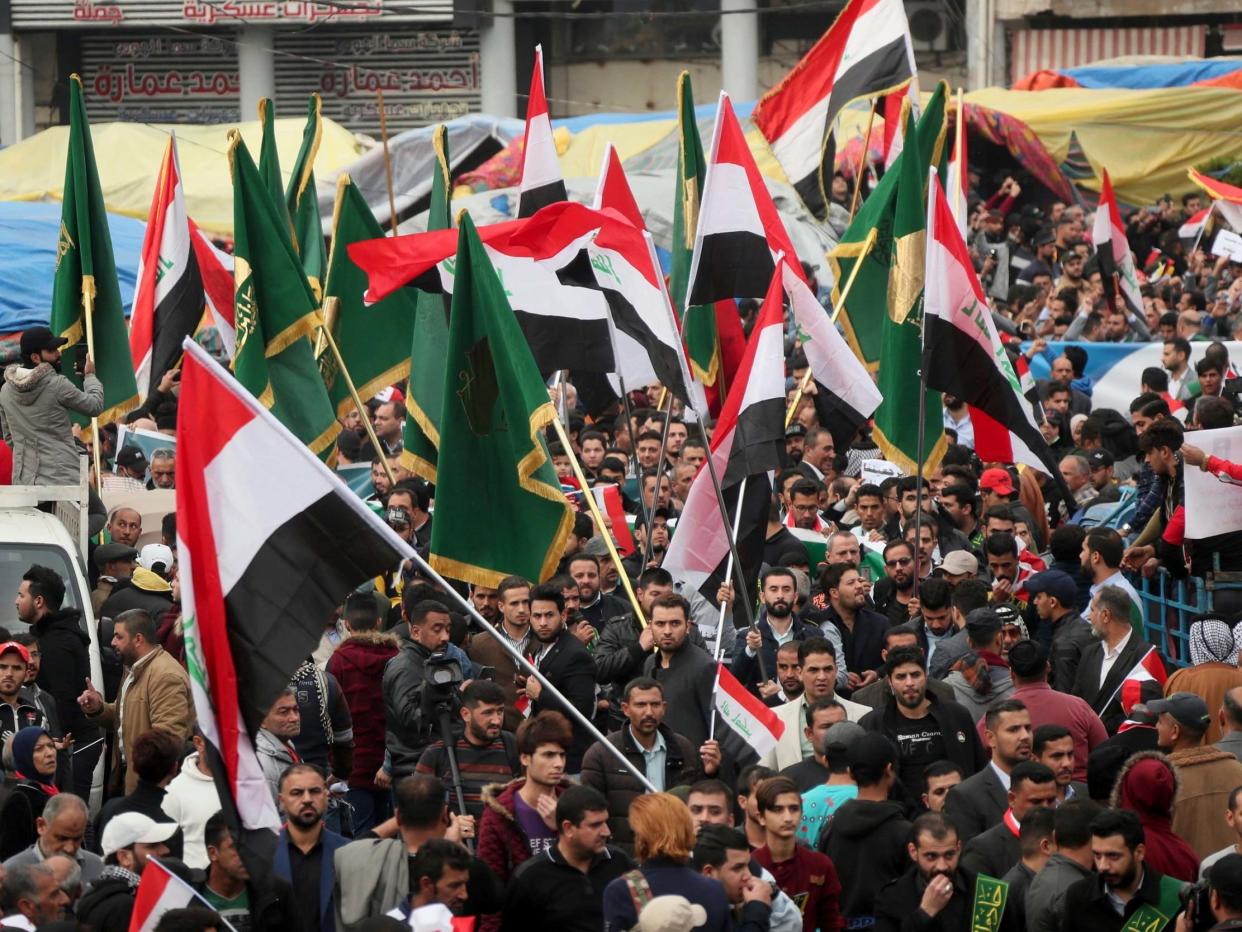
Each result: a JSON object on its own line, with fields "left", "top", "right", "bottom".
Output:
{"left": 13, "top": 0, "right": 450, "bottom": 28}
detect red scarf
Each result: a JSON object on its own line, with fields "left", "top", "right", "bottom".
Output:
{"left": 15, "top": 772, "right": 58, "bottom": 796}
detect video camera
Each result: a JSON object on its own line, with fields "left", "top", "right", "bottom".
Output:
{"left": 420, "top": 650, "right": 465, "bottom": 716}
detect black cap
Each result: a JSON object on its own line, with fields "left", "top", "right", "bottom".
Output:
{"left": 847, "top": 732, "right": 897, "bottom": 777}
{"left": 116, "top": 446, "right": 149, "bottom": 472}
{"left": 1087, "top": 449, "right": 1114, "bottom": 470}
{"left": 785, "top": 423, "right": 807, "bottom": 438}
{"left": 20, "top": 326, "right": 67, "bottom": 361}
{"left": 1147, "top": 691, "right": 1211, "bottom": 731}
{"left": 965, "top": 607, "right": 1002, "bottom": 638}
{"left": 1026, "top": 569, "right": 1078, "bottom": 608}
{"left": 93, "top": 541, "right": 138, "bottom": 570}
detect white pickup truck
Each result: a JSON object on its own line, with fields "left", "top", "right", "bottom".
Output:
{"left": 0, "top": 462, "right": 106, "bottom": 703}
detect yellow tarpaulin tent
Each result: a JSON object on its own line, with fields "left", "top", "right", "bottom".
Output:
{"left": 0, "top": 116, "right": 361, "bottom": 236}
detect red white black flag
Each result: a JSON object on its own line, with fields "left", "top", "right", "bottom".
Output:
{"left": 518, "top": 45, "right": 567, "bottom": 218}
{"left": 753, "top": 0, "right": 916, "bottom": 218}
{"left": 175, "top": 337, "right": 407, "bottom": 831}
{"left": 130, "top": 135, "right": 204, "bottom": 402}
{"left": 662, "top": 264, "right": 787, "bottom": 602}
{"left": 922, "top": 171, "right": 1063, "bottom": 480}
{"left": 687, "top": 92, "right": 803, "bottom": 307}
{"left": 1093, "top": 169, "right": 1144, "bottom": 316}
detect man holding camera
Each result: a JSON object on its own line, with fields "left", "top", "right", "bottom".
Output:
{"left": 383, "top": 596, "right": 458, "bottom": 782}
{"left": 1180, "top": 853, "right": 1242, "bottom": 932}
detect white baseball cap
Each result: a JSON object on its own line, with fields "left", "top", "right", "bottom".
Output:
{"left": 138, "top": 543, "right": 174, "bottom": 574}
{"left": 101, "top": 812, "right": 178, "bottom": 858}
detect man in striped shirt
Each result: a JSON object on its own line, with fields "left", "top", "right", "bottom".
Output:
{"left": 416, "top": 680, "right": 520, "bottom": 819}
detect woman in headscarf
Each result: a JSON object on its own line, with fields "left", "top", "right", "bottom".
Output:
{"left": 0, "top": 726, "right": 60, "bottom": 859}
{"left": 1111, "top": 751, "right": 1200, "bottom": 882}
{"left": 1165, "top": 617, "right": 1242, "bottom": 744}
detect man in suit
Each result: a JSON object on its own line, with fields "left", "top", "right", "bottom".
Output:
{"left": 1072, "top": 585, "right": 1161, "bottom": 732}
{"left": 524, "top": 582, "right": 597, "bottom": 774}
{"left": 274, "top": 763, "right": 350, "bottom": 932}
{"left": 961, "top": 760, "right": 1058, "bottom": 878}
{"left": 945, "top": 698, "right": 1033, "bottom": 842}
{"left": 760, "top": 638, "right": 868, "bottom": 771}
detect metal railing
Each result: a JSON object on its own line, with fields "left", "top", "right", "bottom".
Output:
{"left": 1139, "top": 562, "right": 1242, "bottom": 669}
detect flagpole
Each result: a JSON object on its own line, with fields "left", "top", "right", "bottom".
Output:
{"left": 81, "top": 286, "right": 103, "bottom": 492}
{"left": 407, "top": 546, "right": 658, "bottom": 793}
{"left": 376, "top": 89, "right": 399, "bottom": 237}
{"left": 315, "top": 301, "right": 397, "bottom": 488}
{"left": 707, "top": 664, "right": 721, "bottom": 741}
{"left": 692, "top": 419, "right": 757, "bottom": 636}
{"left": 847, "top": 99, "right": 878, "bottom": 223}
{"left": 548, "top": 416, "right": 649, "bottom": 628}
{"left": 641, "top": 391, "right": 675, "bottom": 569}
{"left": 784, "top": 228, "right": 878, "bottom": 428}
{"left": 913, "top": 171, "right": 938, "bottom": 601}
{"left": 713, "top": 475, "right": 748, "bottom": 662}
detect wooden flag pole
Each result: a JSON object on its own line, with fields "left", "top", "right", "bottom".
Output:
{"left": 81, "top": 284, "right": 103, "bottom": 491}
{"left": 847, "top": 99, "right": 878, "bottom": 222}
{"left": 549, "top": 416, "right": 648, "bottom": 628}
{"left": 784, "top": 227, "right": 878, "bottom": 428}
{"left": 316, "top": 300, "right": 396, "bottom": 488}
{"left": 376, "top": 89, "right": 399, "bottom": 237}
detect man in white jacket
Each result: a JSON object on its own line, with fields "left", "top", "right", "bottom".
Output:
{"left": 161, "top": 732, "right": 221, "bottom": 869}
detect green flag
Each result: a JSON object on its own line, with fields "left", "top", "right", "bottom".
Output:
{"left": 286, "top": 94, "right": 327, "bottom": 300}
{"left": 229, "top": 129, "right": 340, "bottom": 461}
{"left": 970, "top": 874, "right": 1009, "bottom": 932}
{"left": 828, "top": 83, "right": 948, "bottom": 370}
{"left": 430, "top": 212, "right": 573, "bottom": 587}
{"left": 401, "top": 124, "right": 452, "bottom": 484}
{"left": 50, "top": 74, "right": 138, "bottom": 428}
{"left": 871, "top": 101, "right": 948, "bottom": 476}
{"left": 257, "top": 98, "right": 286, "bottom": 216}
{"left": 668, "top": 71, "right": 719, "bottom": 386}
{"left": 319, "top": 173, "right": 415, "bottom": 423}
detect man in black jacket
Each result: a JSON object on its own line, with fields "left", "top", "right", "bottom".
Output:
{"left": 826, "top": 732, "right": 913, "bottom": 926}
{"left": 874, "top": 812, "right": 975, "bottom": 932}
{"left": 961, "top": 760, "right": 1057, "bottom": 878}
{"left": 1026, "top": 569, "right": 1093, "bottom": 692}
{"left": 944, "top": 699, "right": 1033, "bottom": 842}
{"left": 731, "top": 567, "right": 822, "bottom": 695}
{"left": 500, "top": 785, "right": 634, "bottom": 932}
{"left": 383, "top": 597, "right": 455, "bottom": 781}
{"left": 859, "top": 646, "right": 988, "bottom": 798}
{"left": 642, "top": 594, "right": 715, "bottom": 749}
{"left": 16, "top": 565, "right": 101, "bottom": 800}
{"left": 524, "top": 583, "right": 597, "bottom": 774}
{"left": 579, "top": 677, "right": 707, "bottom": 848}
{"left": 1061, "top": 809, "right": 1185, "bottom": 932}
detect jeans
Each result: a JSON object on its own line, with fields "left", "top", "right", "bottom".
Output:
{"left": 346, "top": 787, "right": 392, "bottom": 834}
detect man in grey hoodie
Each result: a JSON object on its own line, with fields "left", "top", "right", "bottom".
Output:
{"left": 0, "top": 327, "right": 103, "bottom": 486}
{"left": 944, "top": 609, "right": 1015, "bottom": 720}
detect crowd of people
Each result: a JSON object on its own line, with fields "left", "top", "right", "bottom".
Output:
{"left": 5, "top": 159, "right": 1242, "bottom": 932}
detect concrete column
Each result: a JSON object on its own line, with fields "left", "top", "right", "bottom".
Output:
{"left": 479, "top": 0, "right": 516, "bottom": 117}
{"left": 720, "top": 0, "right": 758, "bottom": 101}
{"left": 238, "top": 25, "right": 276, "bottom": 120}
{"left": 966, "top": 0, "right": 997, "bottom": 90}
{"left": 0, "top": 32, "right": 16, "bottom": 146}
{"left": 14, "top": 32, "right": 32, "bottom": 138}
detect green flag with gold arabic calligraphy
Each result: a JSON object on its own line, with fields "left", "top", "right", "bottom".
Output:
{"left": 229, "top": 129, "right": 339, "bottom": 461}
{"left": 49, "top": 74, "right": 138, "bottom": 429}
{"left": 429, "top": 213, "right": 572, "bottom": 587}
{"left": 970, "top": 874, "right": 1008, "bottom": 932}
{"left": 286, "top": 93, "right": 327, "bottom": 300}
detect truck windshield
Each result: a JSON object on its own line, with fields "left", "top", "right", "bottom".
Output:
{"left": 0, "top": 545, "right": 84, "bottom": 632}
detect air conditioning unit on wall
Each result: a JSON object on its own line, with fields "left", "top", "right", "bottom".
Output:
{"left": 907, "top": 0, "right": 951, "bottom": 54}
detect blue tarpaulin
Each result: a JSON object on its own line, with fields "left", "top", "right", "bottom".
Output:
{"left": 0, "top": 201, "right": 145, "bottom": 335}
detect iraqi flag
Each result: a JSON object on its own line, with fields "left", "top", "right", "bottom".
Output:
{"left": 175, "top": 337, "right": 408, "bottom": 831}
{"left": 922, "top": 172, "right": 1064, "bottom": 482}
{"left": 1111, "top": 647, "right": 1168, "bottom": 716}
{"left": 713, "top": 663, "right": 784, "bottom": 759}
{"left": 1093, "top": 169, "right": 1144, "bottom": 316}
{"left": 662, "top": 266, "right": 787, "bottom": 602}
{"left": 782, "top": 261, "right": 882, "bottom": 453}
{"left": 947, "top": 100, "right": 969, "bottom": 237}
{"left": 592, "top": 145, "right": 701, "bottom": 407}
{"left": 129, "top": 857, "right": 201, "bottom": 932}
{"left": 752, "top": 0, "right": 916, "bottom": 219}
{"left": 130, "top": 135, "right": 205, "bottom": 402}
{"left": 686, "top": 92, "right": 804, "bottom": 307}
{"left": 591, "top": 484, "right": 636, "bottom": 557}
{"left": 518, "top": 45, "right": 567, "bottom": 218}
{"left": 350, "top": 201, "right": 642, "bottom": 375}
{"left": 190, "top": 219, "right": 236, "bottom": 358}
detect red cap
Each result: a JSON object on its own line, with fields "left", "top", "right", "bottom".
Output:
{"left": 979, "top": 468, "right": 1015, "bottom": 496}
{"left": 0, "top": 642, "right": 31, "bottom": 663}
